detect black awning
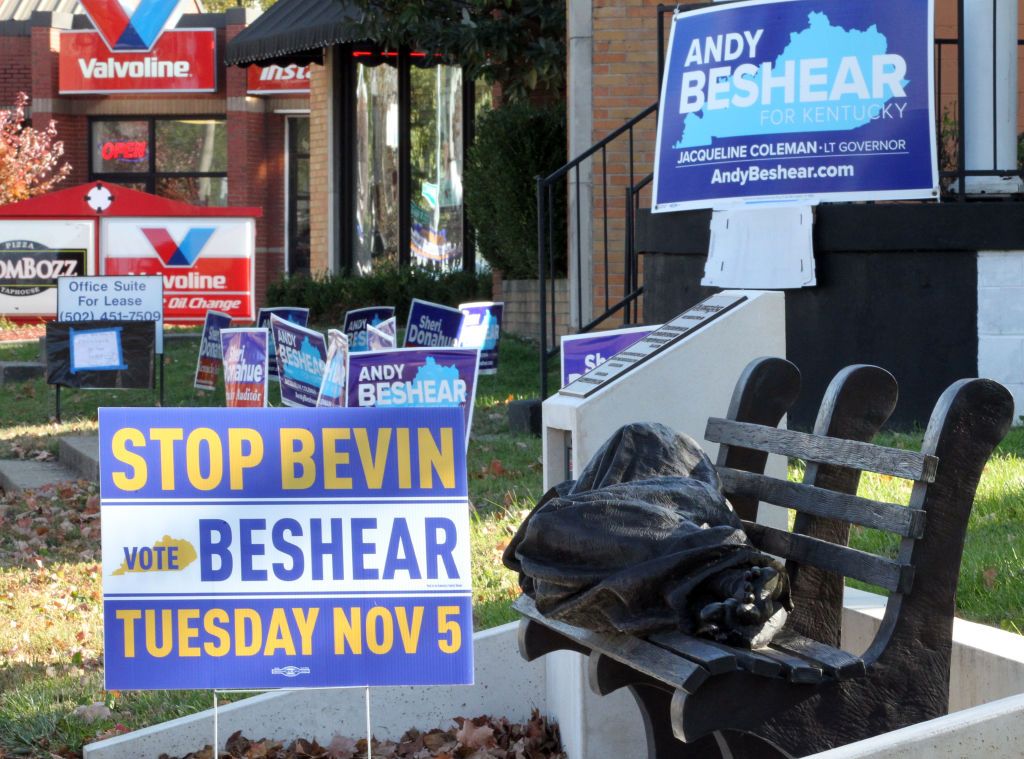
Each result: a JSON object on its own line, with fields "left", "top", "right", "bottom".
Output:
{"left": 224, "top": 0, "right": 369, "bottom": 67}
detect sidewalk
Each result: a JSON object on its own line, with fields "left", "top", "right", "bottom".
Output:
{"left": 0, "top": 434, "right": 98, "bottom": 495}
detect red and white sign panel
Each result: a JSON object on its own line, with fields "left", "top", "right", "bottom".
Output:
{"left": 100, "top": 217, "right": 254, "bottom": 323}
{"left": 59, "top": 29, "right": 217, "bottom": 94}
{"left": 247, "top": 63, "right": 311, "bottom": 95}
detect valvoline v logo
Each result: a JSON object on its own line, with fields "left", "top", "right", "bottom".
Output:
{"left": 141, "top": 227, "right": 216, "bottom": 267}
{"left": 81, "top": 0, "right": 183, "bottom": 52}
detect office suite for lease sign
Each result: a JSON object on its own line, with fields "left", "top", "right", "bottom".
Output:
{"left": 653, "top": 0, "right": 936, "bottom": 211}
{"left": 99, "top": 406, "right": 472, "bottom": 690}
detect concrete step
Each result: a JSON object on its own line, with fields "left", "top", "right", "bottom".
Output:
{"left": 59, "top": 435, "right": 99, "bottom": 482}
{"left": 0, "top": 458, "right": 82, "bottom": 495}
{"left": 0, "top": 361, "right": 45, "bottom": 384}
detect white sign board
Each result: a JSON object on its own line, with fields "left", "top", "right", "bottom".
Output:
{"left": 0, "top": 220, "right": 95, "bottom": 317}
{"left": 57, "top": 275, "right": 165, "bottom": 353}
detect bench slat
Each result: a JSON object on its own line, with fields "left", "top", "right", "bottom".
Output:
{"left": 647, "top": 630, "right": 739, "bottom": 675}
{"left": 769, "top": 630, "right": 866, "bottom": 680}
{"left": 513, "top": 596, "right": 710, "bottom": 694}
{"left": 742, "top": 521, "right": 915, "bottom": 594}
{"left": 705, "top": 418, "right": 938, "bottom": 482}
{"left": 718, "top": 467, "right": 926, "bottom": 538}
{"left": 745, "top": 645, "right": 825, "bottom": 684}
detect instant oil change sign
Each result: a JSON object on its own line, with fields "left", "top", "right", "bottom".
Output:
{"left": 98, "top": 406, "right": 472, "bottom": 690}
{"left": 652, "top": 0, "right": 936, "bottom": 211}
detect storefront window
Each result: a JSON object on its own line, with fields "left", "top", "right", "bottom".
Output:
{"left": 354, "top": 63, "right": 400, "bottom": 273}
{"left": 90, "top": 118, "right": 228, "bottom": 206}
{"left": 288, "top": 116, "right": 311, "bottom": 276}
{"left": 409, "top": 65, "right": 464, "bottom": 270}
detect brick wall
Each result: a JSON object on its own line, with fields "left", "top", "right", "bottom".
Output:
{"left": 308, "top": 58, "right": 330, "bottom": 275}
{"left": 0, "top": 36, "right": 30, "bottom": 104}
{"left": 494, "top": 277, "right": 570, "bottom": 343}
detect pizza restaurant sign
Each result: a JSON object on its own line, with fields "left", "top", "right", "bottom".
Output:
{"left": 60, "top": 0, "right": 216, "bottom": 94}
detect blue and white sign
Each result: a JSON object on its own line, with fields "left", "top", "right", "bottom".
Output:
{"left": 653, "top": 0, "right": 936, "bottom": 212}
{"left": 344, "top": 306, "right": 396, "bottom": 353}
{"left": 194, "top": 310, "right": 231, "bottom": 391}
{"left": 70, "top": 326, "right": 126, "bottom": 372}
{"left": 99, "top": 406, "right": 472, "bottom": 690}
{"left": 348, "top": 347, "right": 480, "bottom": 444}
{"left": 270, "top": 315, "right": 327, "bottom": 408}
{"left": 404, "top": 299, "right": 464, "bottom": 349}
{"left": 457, "top": 302, "right": 503, "bottom": 375}
{"left": 561, "top": 325, "right": 658, "bottom": 386}
{"left": 317, "top": 329, "right": 349, "bottom": 408}
{"left": 257, "top": 307, "right": 309, "bottom": 380}
{"left": 367, "top": 317, "right": 398, "bottom": 351}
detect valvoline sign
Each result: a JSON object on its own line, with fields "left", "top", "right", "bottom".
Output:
{"left": 101, "top": 217, "right": 255, "bottom": 323}
{"left": 59, "top": 0, "right": 216, "bottom": 94}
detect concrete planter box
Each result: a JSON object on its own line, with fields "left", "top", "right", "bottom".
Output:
{"left": 85, "top": 590, "right": 1024, "bottom": 759}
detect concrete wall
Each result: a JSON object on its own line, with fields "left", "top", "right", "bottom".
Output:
{"left": 978, "top": 251, "right": 1024, "bottom": 420}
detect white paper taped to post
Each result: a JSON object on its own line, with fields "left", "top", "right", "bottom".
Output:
{"left": 703, "top": 204, "right": 816, "bottom": 290}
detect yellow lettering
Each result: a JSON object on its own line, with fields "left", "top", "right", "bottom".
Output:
{"left": 111, "top": 429, "right": 147, "bottom": 491}
{"left": 333, "top": 607, "right": 362, "bottom": 654}
{"left": 322, "top": 428, "right": 352, "bottom": 489}
{"left": 177, "top": 609, "right": 201, "bottom": 657}
{"left": 204, "top": 609, "right": 231, "bottom": 656}
{"left": 437, "top": 606, "right": 461, "bottom": 654}
{"left": 264, "top": 608, "right": 297, "bottom": 656}
{"left": 418, "top": 427, "right": 455, "bottom": 489}
{"left": 366, "top": 607, "right": 393, "bottom": 654}
{"left": 144, "top": 609, "right": 174, "bottom": 658}
{"left": 293, "top": 608, "right": 319, "bottom": 656}
{"left": 395, "top": 606, "right": 423, "bottom": 654}
{"left": 228, "top": 428, "right": 263, "bottom": 489}
{"left": 355, "top": 427, "right": 390, "bottom": 488}
{"left": 150, "top": 428, "right": 184, "bottom": 490}
{"left": 235, "top": 608, "right": 263, "bottom": 656}
{"left": 397, "top": 428, "right": 411, "bottom": 488}
{"left": 280, "top": 429, "right": 316, "bottom": 489}
{"left": 116, "top": 609, "right": 141, "bottom": 657}
{"left": 186, "top": 428, "right": 223, "bottom": 491}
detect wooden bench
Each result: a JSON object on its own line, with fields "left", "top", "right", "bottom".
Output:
{"left": 514, "top": 357, "right": 1014, "bottom": 758}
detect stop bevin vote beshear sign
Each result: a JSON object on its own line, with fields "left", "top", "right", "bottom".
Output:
{"left": 98, "top": 406, "right": 473, "bottom": 690}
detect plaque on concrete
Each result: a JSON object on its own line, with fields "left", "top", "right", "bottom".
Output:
{"left": 559, "top": 293, "right": 747, "bottom": 398}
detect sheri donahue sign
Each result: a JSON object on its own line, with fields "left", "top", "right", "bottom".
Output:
{"left": 653, "top": 0, "right": 936, "bottom": 211}
{"left": 99, "top": 406, "right": 473, "bottom": 690}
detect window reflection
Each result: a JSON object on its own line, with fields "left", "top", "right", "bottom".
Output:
{"left": 355, "top": 63, "right": 399, "bottom": 273}
{"left": 410, "top": 65, "right": 464, "bottom": 270}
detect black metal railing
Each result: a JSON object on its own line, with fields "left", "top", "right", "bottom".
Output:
{"left": 536, "top": 0, "right": 1024, "bottom": 399}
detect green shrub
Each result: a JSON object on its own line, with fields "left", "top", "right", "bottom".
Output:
{"left": 464, "top": 102, "right": 567, "bottom": 279}
{"left": 266, "top": 264, "right": 491, "bottom": 325}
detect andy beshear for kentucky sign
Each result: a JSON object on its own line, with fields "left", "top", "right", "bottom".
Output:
{"left": 653, "top": 0, "right": 937, "bottom": 212}
{"left": 98, "top": 405, "right": 473, "bottom": 690}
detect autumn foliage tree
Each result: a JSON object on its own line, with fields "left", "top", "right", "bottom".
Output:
{"left": 0, "top": 93, "right": 72, "bottom": 205}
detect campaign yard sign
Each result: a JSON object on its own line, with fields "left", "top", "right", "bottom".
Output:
{"left": 367, "top": 317, "right": 398, "bottom": 351}
{"left": 220, "top": 327, "right": 268, "bottom": 407}
{"left": 344, "top": 307, "right": 396, "bottom": 353}
{"left": 194, "top": 310, "right": 231, "bottom": 391}
{"left": 270, "top": 315, "right": 328, "bottom": 408}
{"left": 404, "top": 300, "right": 464, "bottom": 349}
{"left": 347, "top": 348, "right": 480, "bottom": 444}
{"left": 653, "top": 0, "right": 936, "bottom": 212}
{"left": 457, "top": 302, "right": 503, "bottom": 375}
{"left": 560, "top": 325, "right": 659, "bottom": 386}
{"left": 98, "top": 406, "right": 472, "bottom": 690}
{"left": 317, "top": 330, "right": 350, "bottom": 408}
{"left": 257, "top": 307, "right": 309, "bottom": 381}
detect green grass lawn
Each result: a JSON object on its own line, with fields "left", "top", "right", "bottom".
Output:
{"left": 1, "top": 329, "right": 1022, "bottom": 756}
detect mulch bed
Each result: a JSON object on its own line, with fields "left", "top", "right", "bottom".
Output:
{"left": 160, "top": 712, "right": 565, "bottom": 759}
{"left": 0, "top": 323, "right": 45, "bottom": 343}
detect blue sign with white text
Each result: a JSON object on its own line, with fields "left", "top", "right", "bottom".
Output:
{"left": 99, "top": 406, "right": 472, "bottom": 690}
{"left": 653, "top": 0, "right": 936, "bottom": 211}
{"left": 404, "top": 299, "right": 464, "bottom": 349}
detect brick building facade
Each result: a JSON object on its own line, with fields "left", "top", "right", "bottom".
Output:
{"left": 0, "top": 2, "right": 310, "bottom": 315}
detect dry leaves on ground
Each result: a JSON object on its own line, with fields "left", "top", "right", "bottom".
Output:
{"left": 161, "top": 711, "right": 565, "bottom": 759}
